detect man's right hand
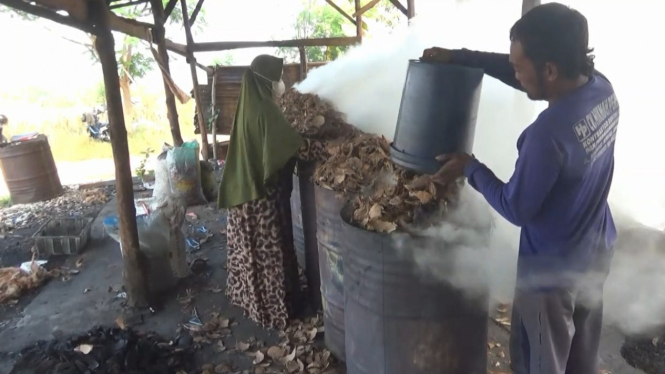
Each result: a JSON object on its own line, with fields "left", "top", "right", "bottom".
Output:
{"left": 420, "top": 47, "right": 454, "bottom": 63}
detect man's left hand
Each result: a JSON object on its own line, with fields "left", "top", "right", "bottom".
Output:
{"left": 431, "top": 153, "right": 474, "bottom": 185}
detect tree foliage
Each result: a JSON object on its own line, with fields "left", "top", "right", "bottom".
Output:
{"left": 278, "top": 0, "right": 402, "bottom": 63}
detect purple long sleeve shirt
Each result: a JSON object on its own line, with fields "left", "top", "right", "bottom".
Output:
{"left": 452, "top": 49, "right": 618, "bottom": 288}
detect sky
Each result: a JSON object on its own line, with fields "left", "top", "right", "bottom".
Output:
{"left": 0, "top": 0, "right": 310, "bottom": 95}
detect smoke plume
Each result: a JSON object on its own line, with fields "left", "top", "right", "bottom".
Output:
{"left": 296, "top": 0, "right": 665, "bottom": 335}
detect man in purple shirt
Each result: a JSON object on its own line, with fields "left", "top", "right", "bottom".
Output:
{"left": 421, "top": 3, "right": 618, "bottom": 374}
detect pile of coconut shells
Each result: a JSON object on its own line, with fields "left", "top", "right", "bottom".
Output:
{"left": 281, "top": 89, "right": 460, "bottom": 233}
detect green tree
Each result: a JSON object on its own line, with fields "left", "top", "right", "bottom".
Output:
{"left": 278, "top": 0, "right": 401, "bottom": 63}
{"left": 0, "top": 0, "right": 207, "bottom": 121}
{"left": 212, "top": 53, "right": 236, "bottom": 66}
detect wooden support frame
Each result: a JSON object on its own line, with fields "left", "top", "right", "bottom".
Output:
{"left": 0, "top": 0, "right": 95, "bottom": 34}
{"left": 352, "top": 0, "right": 381, "bottom": 18}
{"left": 387, "top": 0, "right": 407, "bottom": 16}
{"left": 150, "top": 0, "right": 184, "bottom": 146}
{"left": 298, "top": 46, "right": 308, "bottom": 81}
{"left": 180, "top": 0, "right": 210, "bottom": 160}
{"left": 324, "top": 0, "right": 356, "bottom": 25}
{"left": 189, "top": 0, "right": 205, "bottom": 27}
{"left": 90, "top": 0, "right": 149, "bottom": 308}
{"left": 211, "top": 65, "right": 218, "bottom": 161}
{"left": 355, "top": 0, "right": 363, "bottom": 43}
{"left": 191, "top": 36, "right": 360, "bottom": 52}
{"left": 163, "top": 0, "right": 178, "bottom": 21}
{"left": 407, "top": 0, "right": 415, "bottom": 19}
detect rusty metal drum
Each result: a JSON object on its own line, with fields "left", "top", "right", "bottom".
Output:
{"left": 341, "top": 206, "right": 489, "bottom": 374}
{"left": 0, "top": 135, "right": 63, "bottom": 204}
{"left": 314, "top": 186, "right": 347, "bottom": 361}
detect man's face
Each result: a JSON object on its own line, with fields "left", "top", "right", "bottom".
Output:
{"left": 509, "top": 40, "right": 547, "bottom": 101}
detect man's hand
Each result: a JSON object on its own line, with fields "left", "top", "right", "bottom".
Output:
{"left": 420, "top": 47, "right": 454, "bottom": 63}
{"left": 430, "top": 153, "right": 474, "bottom": 185}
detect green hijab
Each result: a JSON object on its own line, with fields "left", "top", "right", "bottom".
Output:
{"left": 217, "top": 55, "right": 304, "bottom": 209}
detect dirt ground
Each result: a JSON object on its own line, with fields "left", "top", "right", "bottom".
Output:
{"left": 0, "top": 182, "right": 658, "bottom": 373}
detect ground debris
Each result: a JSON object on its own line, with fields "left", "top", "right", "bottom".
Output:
{"left": 10, "top": 326, "right": 195, "bottom": 374}
{"left": 0, "top": 255, "right": 57, "bottom": 304}
{"left": 0, "top": 186, "right": 113, "bottom": 232}
{"left": 622, "top": 333, "right": 665, "bottom": 374}
{"left": 280, "top": 89, "right": 354, "bottom": 141}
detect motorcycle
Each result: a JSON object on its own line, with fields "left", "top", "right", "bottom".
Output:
{"left": 82, "top": 108, "right": 110, "bottom": 142}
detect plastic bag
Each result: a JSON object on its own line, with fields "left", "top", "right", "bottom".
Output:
{"left": 153, "top": 145, "right": 172, "bottom": 202}
{"left": 166, "top": 141, "right": 207, "bottom": 206}
{"left": 103, "top": 197, "right": 190, "bottom": 278}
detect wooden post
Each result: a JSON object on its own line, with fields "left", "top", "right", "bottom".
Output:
{"left": 407, "top": 0, "right": 415, "bottom": 19}
{"left": 354, "top": 0, "right": 362, "bottom": 43}
{"left": 91, "top": 0, "right": 148, "bottom": 308}
{"left": 522, "top": 0, "right": 540, "bottom": 15}
{"left": 150, "top": 0, "right": 183, "bottom": 147}
{"left": 211, "top": 66, "right": 218, "bottom": 161}
{"left": 180, "top": 0, "right": 210, "bottom": 160}
{"left": 298, "top": 46, "right": 308, "bottom": 81}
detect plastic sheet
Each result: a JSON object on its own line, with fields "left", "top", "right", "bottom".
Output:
{"left": 166, "top": 141, "right": 207, "bottom": 206}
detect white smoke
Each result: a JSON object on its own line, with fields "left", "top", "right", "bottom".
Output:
{"left": 296, "top": 0, "right": 665, "bottom": 335}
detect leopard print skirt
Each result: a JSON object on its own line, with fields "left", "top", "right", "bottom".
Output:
{"left": 226, "top": 184, "right": 301, "bottom": 330}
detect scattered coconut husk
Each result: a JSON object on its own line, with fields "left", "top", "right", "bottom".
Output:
{"left": 280, "top": 89, "right": 354, "bottom": 141}
{"left": 0, "top": 255, "right": 55, "bottom": 304}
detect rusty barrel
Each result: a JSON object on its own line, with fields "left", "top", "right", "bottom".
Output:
{"left": 290, "top": 161, "right": 322, "bottom": 309}
{"left": 341, "top": 206, "right": 489, "bottom": 374}
{"left": 0, "top": 135, "right": 63, "bottom": 204}
{"left": 315, "top": 186, "right": 347, "bottom": 361}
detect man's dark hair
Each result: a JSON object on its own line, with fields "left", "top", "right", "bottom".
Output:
{"left": 510, "top": 2, "right": 595, "bottom": 79}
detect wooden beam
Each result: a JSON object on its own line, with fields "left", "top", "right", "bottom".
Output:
{"left": 164, "top": 0, "right": 178, "bottom": 21}
{"left": 181, "top": 0, "right": 210, "bottom": 160}
{"left": 189, "top": 0, "right": 205, "bottom": 27}
{"left": 191, "top": 36, "right": 360, "bottom": 52}
{"left": 407, "top": 0, "right": 415, "bottom": 19}
{"left": 211, "top": 66, "right": 218, "bottom": 160}
{"left": 0, "top": 0, "right": 95, "bottom": 34}
{"left": 298, "top": 46, "right": 307, "bottom": 81}
{"left": 150, "top": 0, "right": 183, "bottom": 147}
{"left": 107, "top": 13, "right": 153, "bottom": 40}
{"left": 32, "top": 0, "right": 87, "bottom": 21}
{"left": 522, "top": 0, "right": 540, "bottom": 15}
{"left": 387, "top": 0, "right": 407, "bottom": 16}
{"left": 352, "top": 0, "right": 380, "bottom": 18}
{"left": 355, "top": 0, "right": 363, "bottom": 43}
{"left": 324, "top": 0, "right": 355, "bottom": 25}
{"left": 109, "top": 0, "right": 149, "bottom": 9}
{"left": 90, "top": 0, "right": 149, "bottom": 308}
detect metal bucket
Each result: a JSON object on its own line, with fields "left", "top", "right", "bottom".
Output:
{"left": 391, "top": 60, "right": 484, "bottom": 174}
{"left": 290, "top": 161, "right": 322, "bottom": 309}
{"left": 315, "top": 186, "right": 347, "bottom": 361}
{"left": 0, "top": 135, "right": 63, "bottom": 204}
{"left": 342, "top": 205, "right": 489, "bottom": 374}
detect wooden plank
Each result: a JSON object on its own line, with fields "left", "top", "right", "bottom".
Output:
{"left": 90, "top": 0, "right": 149, "bottom": 308}
{"left": 189, "top": 0, "right": 205, "bottom": 27}
{"left": 211, "top": 66, "right": 218, "bottom": 160}
{"left": 163, "top": 0, "right": 178, "bottom": 21}
{"left": 324, "top": 0, "right": 356, "bottom": 25}
{"left": 407, "top": 0, "right": 415, "bottom": 19}
{"left": 298, "top": 46, "right": 307, "bottom": 81}
{"left": 150, "top": 0, "right": 184, "bottom": 147}
{"left": 32, "top": 0, "right": 87, "bottom": 21}
{"left": 180, "top": 0, "right": 210, "bottom": 160}
{"left": 352, "top": 0, "right": 380, "bottom": 18}
{"left": 355, "top": 0, "right": 363, "bottom": 42}
{"left": 387, "top": 0, "right": 407, "bottom": 16}
{"left": 192, "top": 36, "right": 360, "bottom": 52}
{"left": 522, "top": 0, "right": 541, "bottom": 15}
{"left": 0, "top": 0, "right": 94, "bottom": 34}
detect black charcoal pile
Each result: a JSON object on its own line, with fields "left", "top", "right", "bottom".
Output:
{"left": 10, "top": 327, "right": 195, "bottom": 374}
{"left": 621, "top": 334, "right": 665, "bottom": 374}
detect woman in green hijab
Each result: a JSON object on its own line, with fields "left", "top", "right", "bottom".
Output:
{"left": 218, "top": 55, "right": 328, "bottom": 330}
